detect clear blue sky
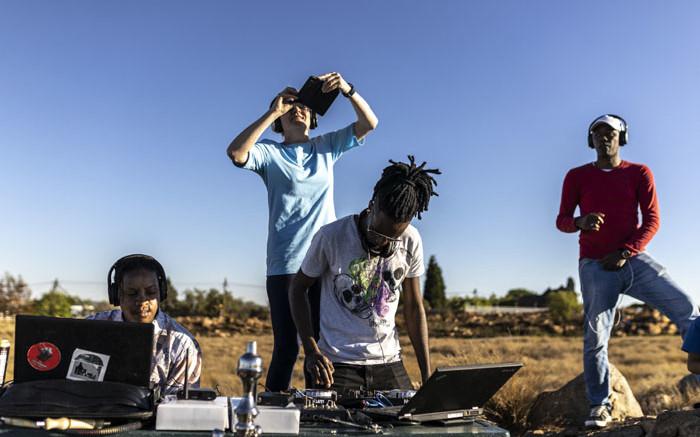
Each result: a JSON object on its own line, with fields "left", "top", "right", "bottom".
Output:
{"left": 2, "top": 1, "right": 699, "bottom": 305}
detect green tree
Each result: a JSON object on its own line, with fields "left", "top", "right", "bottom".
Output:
{"left": 547, "top": 290, "right": 582, "bottom": 322}
{"left": 0, "top": 273, "right": 32, "bottom": 315}
{"left": 423, "top": 255, "right": 446, "bottom": 309}
{"left": 34, "top": 290, "right": 73, "bottom": 317}
{"left": 160, "top": 277, "right": 182, "bottom": 315}
{"left": 565, "top": 277, "right": 575, "bottom": 292}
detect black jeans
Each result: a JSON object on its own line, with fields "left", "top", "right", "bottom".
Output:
{"left": 312, "top": 361, "right": 413, "bottom": 391}
{"left": 265, "top": 274, "right": 320, "bottom": 391}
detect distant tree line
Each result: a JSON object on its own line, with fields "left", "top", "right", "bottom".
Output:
{"left": 0, "top": 273, "right": 268, "bottom": 319}
{"left": 421, "top": 257, "right": 582, "bottom": 321}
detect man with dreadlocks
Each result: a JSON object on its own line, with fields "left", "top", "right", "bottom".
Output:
{"left": 290, "top": 156, "right": 440, "bottom": 390}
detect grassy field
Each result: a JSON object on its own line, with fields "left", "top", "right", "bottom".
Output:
{"left": 1, "top": 320, "right": 696, "bottom": 432}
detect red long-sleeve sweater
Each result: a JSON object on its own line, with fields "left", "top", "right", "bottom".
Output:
{"left": 556, "top": 161, "right": 659, "bottom": 260}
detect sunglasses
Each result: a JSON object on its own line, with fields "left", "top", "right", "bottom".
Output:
{"left": 366, "top": 210, "right": 403, "bottom": 243}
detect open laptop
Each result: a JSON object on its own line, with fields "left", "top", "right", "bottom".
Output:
{"left": 13, "top": 315, "right": 154, "bottom": 387}
{"left": 364, "top": 362, "right": 523, "bottom": 423}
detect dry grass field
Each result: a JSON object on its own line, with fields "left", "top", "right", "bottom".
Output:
{"left": 1, "top": 319, "right": 696, "bottom": 433}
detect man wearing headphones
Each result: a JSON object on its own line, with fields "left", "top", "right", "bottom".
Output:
{"left": 290, "top": 157, "right": 439, "bottom": 391}
{"left": 88, "top": 254, "right": 202, "bottom": 396}
{"left": 556, "top": 115, "right": 698, "bottom": 428}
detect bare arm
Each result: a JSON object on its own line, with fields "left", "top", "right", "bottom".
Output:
{"left": 226, "top": 88, "right": 297, "bottom": 165}
{"left": 289, "top": 269, "right": 334, "bottom": 388}
{"left": 402, "top": 276, "right": 431, "bottom": 383}
{"left": 318, "top": 72, "right": 378, "bottom": 140}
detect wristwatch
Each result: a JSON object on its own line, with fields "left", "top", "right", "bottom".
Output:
{"left": 620, "top": 249, "right": 632, "bottom": 259}
{"left": 342, "top": 83, "right": 356, "bottom": 98}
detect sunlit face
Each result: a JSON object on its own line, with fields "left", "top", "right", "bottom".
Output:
{"left": 279, "top": 103, "right": 312, "bottom": 133}
{"left": 365, "top": 208, "right": 409, "bottom": 251}
{"left": 591, "top": 124, "right": 621, "bottom": 158}
{"left": 118, "top": 268, "right": 160, "bottom": 324}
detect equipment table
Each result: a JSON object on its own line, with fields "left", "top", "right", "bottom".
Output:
{"left": 0, "top": 420, "right": 510, "bottom": 437}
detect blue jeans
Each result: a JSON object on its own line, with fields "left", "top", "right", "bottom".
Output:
{"left": 579, "top": 252, "right": 698, "bottom": 407}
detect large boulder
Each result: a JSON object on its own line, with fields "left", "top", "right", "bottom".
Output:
{"left": 528, "top": 364, "right": 643, "bottom": 428}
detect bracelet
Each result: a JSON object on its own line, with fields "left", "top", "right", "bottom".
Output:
{"left": 574, "top": 216, "right": 581, "bottom": 230}
{"left": 342, "top": 83, "right": 356, "bottom": 98}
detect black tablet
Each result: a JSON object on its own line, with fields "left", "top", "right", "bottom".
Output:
{"left": 296, "top": 76, "right": 339, "bottom": 116}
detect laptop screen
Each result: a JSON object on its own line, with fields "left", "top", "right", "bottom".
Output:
{"left": 13, "top": 315, "right": 153, "bottom": 387}
{"left": 400, "top": 362, "right": 523, "bottom": 418}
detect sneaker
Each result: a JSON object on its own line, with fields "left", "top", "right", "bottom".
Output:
{"left": 584, "top": 405, "right": 612, "bottom": 428}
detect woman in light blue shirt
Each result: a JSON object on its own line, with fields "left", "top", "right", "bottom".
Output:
{"left": 227, "top": 72, "right": 378, "bottom": 391}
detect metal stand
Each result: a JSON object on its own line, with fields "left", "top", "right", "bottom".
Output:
{"left": 234, "top": 341, "right": 263, "bottom": 437}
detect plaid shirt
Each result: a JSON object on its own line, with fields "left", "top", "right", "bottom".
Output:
{"left": 87, "top": 309, "right": 202, "bottom": 395}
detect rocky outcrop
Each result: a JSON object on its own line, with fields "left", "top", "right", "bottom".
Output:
{"left": 528, "top": 364, "right": 643, "bottom": 428}
{"left": 177, "top": 316, "right": 271, "bottom": 335}
{"left": 652, "top": 410, "right": 700, "bottom": 437}
{"left": 394, "top": 305, "right": 681, "bottom": 338}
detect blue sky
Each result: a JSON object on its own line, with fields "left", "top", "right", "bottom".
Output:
{"left": 2, "top": 1, "right": 699, "bottom": 305}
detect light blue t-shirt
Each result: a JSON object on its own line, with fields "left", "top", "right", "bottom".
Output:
{"left": 238, "top": 124, "right": 363, "bottom": 275}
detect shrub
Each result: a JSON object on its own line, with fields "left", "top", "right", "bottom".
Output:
{"left": 547, "top": 290, "right": 582, "bottom": 322}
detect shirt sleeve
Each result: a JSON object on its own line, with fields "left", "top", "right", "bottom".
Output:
{"left": 300, "top": 228, "right": 329, "bottom": 278}
{"left": 556, "top": 169, "right": 580, "bottom": 233}
{"left": 682, "top": 318, "right": 700, "bottom": 354}
{"left": 164, "top": 337, "right": 202, "bottom": 396}
{"left": 315, "top": 124, "right": 365, "bottom": 162}
{"left": 235, "top": 141, "right": 272, "bottom": 176}
{"left": 622, "top": 165, "right": 659, "bottom": 254}
{"left": 405, "top": 229, "right": 425, "bottom": 278}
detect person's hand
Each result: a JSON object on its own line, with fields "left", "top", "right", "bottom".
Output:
{"left": 318, "top": 72, "right": 352, "bottom": 95}
{"left": 575, "top": 212, "right": 605, "bottom": 231}
{"left": 599, "top": 250, "right": 626, "bottom": 271}
{"left": 304, "top": 351, "right": 334, "bottom": 388}
{"left": 271, "top": 87, "right": 299, "bottom": 116}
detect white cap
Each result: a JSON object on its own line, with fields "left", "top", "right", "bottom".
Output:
{"left": 590, "top": 115, "right": 624, "bottom": 132}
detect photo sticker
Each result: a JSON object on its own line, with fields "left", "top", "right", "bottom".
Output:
{"left": 66, "top": 349, "right": 110, "bottom": 382}
{"left": 27, "top": 342, "right": 61, "bottom": 371}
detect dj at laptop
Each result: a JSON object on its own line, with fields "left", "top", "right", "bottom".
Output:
{"left": 87, "top": 254, "right": 202, "bottom": 396}
{"left": 290, "top": 157, "right": 440, "bottom": 391}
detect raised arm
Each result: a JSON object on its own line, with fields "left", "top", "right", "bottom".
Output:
{"left": 318, "top": 72, "right": 378, "bottom": 140}
{"left": 226, "top": 88, "right": 297, "bottom": 165}
{"left": 289, "top": 269, "right": 334, "bottom": 388}
{"left": 402, "top": 276, "right": 431, "bottom": 383}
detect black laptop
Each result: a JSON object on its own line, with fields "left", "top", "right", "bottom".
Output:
{"left": 364, "top": 362, "right": 523, "bottom": 423}
{"left": 13, "top": 315, "right": 154, "bottom": 387}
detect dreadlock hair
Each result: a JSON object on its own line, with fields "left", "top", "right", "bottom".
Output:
{"left": 372, "top": 155, "right": 440, "bottom": 222}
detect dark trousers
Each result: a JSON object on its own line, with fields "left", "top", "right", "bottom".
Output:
{"left": 312, "top": 361, "right": 413, "bottom": 391}
{"left": 265, "top": 274, "right": 320, "bottom": 391}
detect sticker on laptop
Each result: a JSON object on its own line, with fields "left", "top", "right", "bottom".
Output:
{"left": 27, "top": 342, "right": 61, "bottom": 371}
{"left": 66, "top": 349, "right": 110, "bottom": 382}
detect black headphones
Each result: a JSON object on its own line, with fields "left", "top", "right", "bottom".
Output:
{"left": 356, "top": 209, "right": 398, "bottom": 259}
{"left": 270, "top": 98, "right": 318, "bottom": 133}
{"left": 587, "top": 114, "right": 628, "bottom": 148}
{"left": 107, "top": 254, "right": 168, "bottom": 305}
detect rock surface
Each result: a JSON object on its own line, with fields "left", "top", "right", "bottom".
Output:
{"left": 528, "top": 364, "right": 643, "bottom": 428}
{"left": 652, "top": 410, "right": 700, "bottom": 437}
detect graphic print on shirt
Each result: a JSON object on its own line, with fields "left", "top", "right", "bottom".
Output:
{"left": 333, "top": 255, "right": 407, "bottom": 321}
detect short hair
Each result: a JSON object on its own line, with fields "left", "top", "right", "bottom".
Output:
{"left": 115, "top": 256, "right": 163, "bottom": 290}
{"left": 372, "top": 155, "right": 440, "bottom": 222}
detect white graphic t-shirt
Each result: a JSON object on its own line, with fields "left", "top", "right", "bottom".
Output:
{"left": 301, "top": 215, "right": 424, "bottom": 365}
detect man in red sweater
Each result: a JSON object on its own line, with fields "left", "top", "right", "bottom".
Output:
{"left": 557, "top": 114, "right": 698, "bottom": 428}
